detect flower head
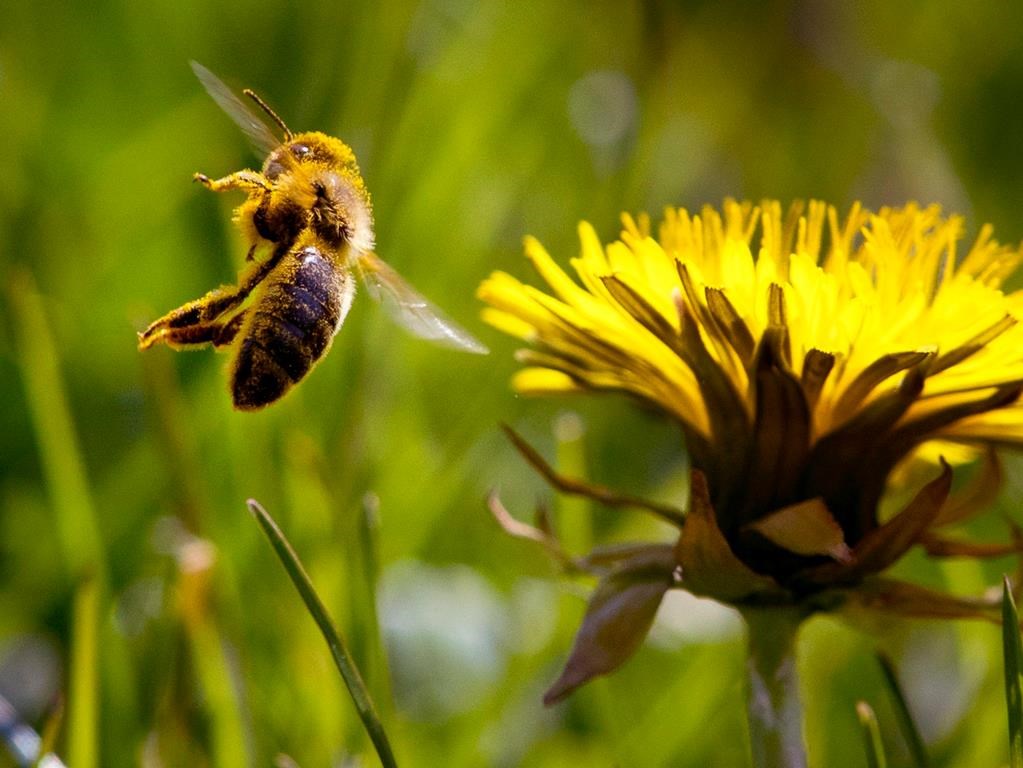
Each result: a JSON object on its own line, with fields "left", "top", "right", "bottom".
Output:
{"left": 480, "top": 200, "right": 1023, "bottom": 701}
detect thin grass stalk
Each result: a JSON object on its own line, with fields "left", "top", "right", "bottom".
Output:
{"left": 34, "top": 696, "right": 65, "bottom": 768}
{"left": 178, "top": 545, "right": 250, "bottom": 768}
{"left": 9, "top": 272, "right": 108, "bottom": 768}
{"left": 876, "top": 652, "right": 929, "bottom": 767}
{"left": 554, "top": 411, "right": 592, "bottom": 554}
{"left": 0, "top": 693, "right": 67, "bottom": 768}
{"left": 357, "top": 493, "right": 395, "bottom": 721}
{"left": 247, "top": 499, "right": 398, "bottom": 768}
{"left": 10, "top": 270, "right": 141, "bottom": 746}
{"left": 8, "top": 269, "right": 106, "bottom": 580}
{"left": 856, "top": 701, "right": 887, "bottom": 768}
{"left": 1003, "top": 576, "right": 1023, "bottom": 768}
{"left": 68, "top": 573, "right": 99, "bottom": 768}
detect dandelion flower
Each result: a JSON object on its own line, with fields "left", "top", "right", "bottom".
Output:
{"left": 480, "top": 200, "right": 1023, "bottom": 759}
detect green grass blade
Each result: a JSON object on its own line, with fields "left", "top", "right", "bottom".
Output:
{"left": 8, "top": 269, "right": 106, "bottom": 580}
{"left": 1003, "top": 576, "right": 1023, "bottom": 768}
{"left": 356, "top": 493, "right": 395, "bottom": 721}
{"left": 247, "top": 499, "right": 398, "bottom": 768}
{"left": 554, "top": 412, "right": 592, "bottom": 554}
{"left": 68, "top": 573, "right": 99, "bottom": 768}
{"left": 32, "top": 696, "right": 65, "bottom": 768}
{"left": 856, "top": 701, "right": 887, "bottom": 768}
{"left": 0, "top": 692, "right": 67, "bottom": 768}
{"left": 876, "top": 653, "right": 929, "bottom": 767}
{"left": 179, "top": 547, "right": 250, "bottom": 768}
{"left": 9, "top": 269, "right": 140, "bottom": 763}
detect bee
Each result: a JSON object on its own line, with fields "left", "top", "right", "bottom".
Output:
{"left": 139, "top": 62, "right": 487, "bottom": 410}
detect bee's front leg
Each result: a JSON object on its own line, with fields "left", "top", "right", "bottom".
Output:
{"left": 193, "top": 170, "right": 270, "bottom": 193}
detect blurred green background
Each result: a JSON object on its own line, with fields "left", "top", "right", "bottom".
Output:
{"left": 3, "top": 1, "right": 1023, "bottom": 766}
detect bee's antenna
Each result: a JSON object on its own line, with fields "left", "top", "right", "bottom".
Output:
{"left": 243, "top": 89, "right": 293, "bottom": 142}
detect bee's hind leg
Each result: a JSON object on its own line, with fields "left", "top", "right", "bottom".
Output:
{"left": 140, "top": 309, "right": 247, "bottom": 350}
{"left": 213, "top": 311, "right": 247, "bottom": 347}
{"left": 138, "top": 285, "right": 246, "bottom": 350}
{"left": 139, "top": 248, "right": 285, "bottom": 351}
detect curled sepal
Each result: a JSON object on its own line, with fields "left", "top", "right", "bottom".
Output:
{"left": 675, "top": 471, "right": 781, "bottom": 601}
{"left": 543, "top": 548, "right": 677, "bottom": 705}
{"left": 486, "top": 490, "right": 574, "bottom": 570}
{"left": 830, "top": 576, "right": 1001, "bottom": 624}
{"left": 931, "top": 448, "right": 1003, "bottom": 529}
{"left": 501, "top": 424, "right": 685, "bottom": 526}
{"left": 576, "top": 542, "right": 677, "bottom": 572}
{"left": 922, "top": 517, "right": 1023, "bottom": 560}
{"left": 920, "top": 533, "right": 1023, "bottom": 559}
{"left": 802, "top": 460, "right": 952, "bottom": 586}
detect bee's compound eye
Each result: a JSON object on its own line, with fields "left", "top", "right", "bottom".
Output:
{"left": 290, "top": 143, "right": 311, "bottom": 158}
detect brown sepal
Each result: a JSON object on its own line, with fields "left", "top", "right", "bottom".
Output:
{"left": 746, "top": 498, "right": 852, "bottom": 563}
{"left": 487, "top": 489, "right": 574, "bottom": 569}
{"left": 500, "top": 424, "right": 685, "bottom": 526}
{"left": 802, "top": 460, "right": 952, "bottom": 585}
{"left": 833, "top": 576, "right": 1000, "bottom": 624}
{"left": 920, "top": 533, "right": 1023, "bottom": 559}
{"left": 674, "top": 471, "right": 780, "bottom": 601}
{"left": 543, "top": 549, "right": 677, "bottom": 705}
{"left": 931, "top": 448, "right": 1003, "bottom": 529}
{"left": 742, "top": 326, "right": 811, "bottom": 521}
{"left": 831, "top": 351, "right": 933, "bottom": 422}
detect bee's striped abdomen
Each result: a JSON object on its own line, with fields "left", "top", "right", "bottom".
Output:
{"left": 231, "top": 246, "right": 354, "bottom": 410}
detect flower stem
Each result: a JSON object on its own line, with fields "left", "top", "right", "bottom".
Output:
{"left": 742, "top": 607, "right": 807, "bottom": 768}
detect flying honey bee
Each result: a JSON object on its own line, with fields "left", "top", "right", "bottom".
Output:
{"left": 138, "top": 62, "right": 487, "bottom": 410}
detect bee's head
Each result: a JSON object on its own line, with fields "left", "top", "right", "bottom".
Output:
{"left": 263, "top": 133, "right": 361, "bottom": 181}
{"left": 262, "top": 141, "right": 298, "bottom": 181}
{"left": 239, "top": 88, "right": 359, "bottom": 183}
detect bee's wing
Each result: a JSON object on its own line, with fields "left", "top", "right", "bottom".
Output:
{"left": 190, "top": 61, "right": 280, "bottom": 156}
{"left": 354, "top": 251, "right": 489, "bottom": 354}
